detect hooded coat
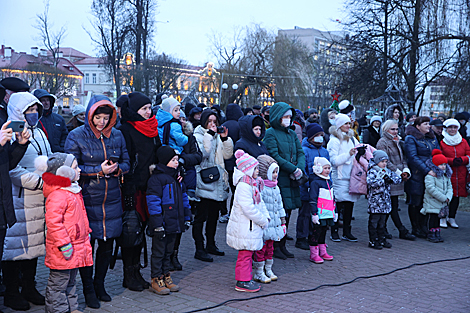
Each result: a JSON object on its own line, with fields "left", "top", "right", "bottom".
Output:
{"left": 5, "top": 92, "right": 51, "bottom": 260}
{"left": 264, "top": 102, "right": 305, "bottom": 210}
{"left": 404, "top": 125, "right": 440, "bottom": 197}
{"left": 366, "top": 161, "right": 402, "bottom": 214}
{"left": 43, "top": 173, "right": 93, "bottom": 270}
{"left": 226, "top": 169, "right": 270, "bottom": 251}
{"left": 222, "top": 103, "right": 244, "bottom": 172}
{"left": 156, "top": 109, "right": 188, "bottom": 154}
{"left": 421, "top": 160, "right": 453, "bottom": 215}
{"left": 300, "top": 138, "right": 329, "bottom": 201}
{"left": 34, "top": 89, "right": 68, "bottom": 153}
{"left": 234, "top": 115, "right": 268, "bottom": 158}
{"left": 65, "top": 95, "right": 130, "bottom": 240}
{"left": 326, "top": 126, "right": 360, "bottom": 203}
{"left": 320, "top": 108, "right": 335, "bottom": 145}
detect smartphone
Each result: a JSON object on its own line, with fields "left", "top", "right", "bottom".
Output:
{"left": 9, "top": 121, "right": 25, "bottom": 132}
{"left": 107, "top": 156, "right": 119, "bottom": 164}
{"left": 216, "top": 126, "right": 225, "bottom": 133}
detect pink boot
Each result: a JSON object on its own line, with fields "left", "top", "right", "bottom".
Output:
{"left": 309, "top": 246, "right": 324, "bottom": 264}
{"left": 319, "top": 244, "right": 333, "bottom": 261}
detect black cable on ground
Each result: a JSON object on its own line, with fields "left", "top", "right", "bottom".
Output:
{"left": 184, "top": 255, "right": 470, "bottom": 313}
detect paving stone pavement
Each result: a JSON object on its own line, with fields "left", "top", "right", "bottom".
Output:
{"left": 1, "top": 197, "right": 470, "bottom": 312}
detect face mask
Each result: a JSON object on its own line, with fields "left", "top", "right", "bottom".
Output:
{"left": 25, "top": 112, "right": 39, "bottom": 127}
{"left": 329, "top": 118, "right": 336, "bottom": 125}
{"left": 313, "top": 136, "right": 324, "bottom": 143}
{"left": 281, "top": 118, "right": 290, "bottom": 127}
{"left": 76, "top": 117, "right": 85, "bottom": 123}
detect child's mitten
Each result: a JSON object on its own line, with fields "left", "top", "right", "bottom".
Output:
{"left": 281, "top": 224, "right": 287, "bottom": 235}
{"left": 311, "top": 215, "right": 320, "bottom": 225}
{"left": 59, "top": 243, "right": 73, "bottom": 261}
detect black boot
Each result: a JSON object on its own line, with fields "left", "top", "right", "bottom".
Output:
{"left": 399, "top": 228, "right": 416, "bottom": 241}
{"left": 123, "top": 266, "right": 144, "bottom": 291}
{"left": 93, "top": 244, "right": 113, "bottom": 302}
{"left": 295, "top": 238, "right": 310, "bottom": 250}
{"left": 427, "top": 230, "right": 439, "bottom": 243}
{"left": 80, "top": 266, "right": 100, "bottom": 309}
{"left": 20, "top": 258, "right": 45, "bottom": 305}
{"left": 273, "top": 241, "right": 287, "bottom": 260}
{"left": 2, "top": 261, "right": 30, "bottom": 311}
{"left": 170, "top": 250, "right": 183, "bottom": 271}
{"left": 279, "top": 237, "right": 294, "bottom": 258}
{"left": 342, "top": 226, "right": 358, "bottom": 242}
{"left": 330, "top": 225, "right": 341, "bottom": 242}
{"left": 134, "top": 264, "right": 150, "bottom": 289}
{"left": 194, "top": 242, "right": 213, "bottom": 262}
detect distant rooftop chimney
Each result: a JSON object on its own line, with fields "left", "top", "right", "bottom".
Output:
{"left": 58, "top": 51, "right": 63, "bottom": 58}
{"left": 31, "top": 47, "right": 38, "bottom": 57}
{"left": 4, "top": 47, "right": 12, "bottom": 58}
{"left": 40, "top": 49, "right": 47, "bottom": 57}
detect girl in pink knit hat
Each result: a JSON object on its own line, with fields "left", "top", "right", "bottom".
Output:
{"left": 226, "top": 150, "right": 270, "bottom": 292}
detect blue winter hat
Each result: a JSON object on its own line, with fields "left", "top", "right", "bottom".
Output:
{"left": 306, "top": 123, "right": 324, "bottom": 139}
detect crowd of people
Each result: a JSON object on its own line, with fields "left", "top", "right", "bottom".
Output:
{"left": 0, "top": 76, "right": 469, "bottom": 311}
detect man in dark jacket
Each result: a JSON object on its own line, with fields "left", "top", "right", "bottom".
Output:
{"left": 220, "top": 103, "right": 244, "bottom": 222}
{"left": 33, "top": 89, "right": 68, "bottom": 152}
{"left": 0, "top": 78, "right": 30, "bottom": 122}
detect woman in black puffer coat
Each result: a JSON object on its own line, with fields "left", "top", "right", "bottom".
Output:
{"left": 404, "top": 116, "right": 440, "bottom": 239}
{"left": 65, "top": 95, "right": 130, "bottom": 308}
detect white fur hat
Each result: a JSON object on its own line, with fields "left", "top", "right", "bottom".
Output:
{"left": 339, "top": 100, "right": 355, "bottom": 114}
{"left": 443, "top": 118, "right": 460, "bottom": 129}
{"left": 313, "top": 157, "right": 331, "bottom": 174}
{"left": 335, "top": 113, "right": 351, "bottom": 130}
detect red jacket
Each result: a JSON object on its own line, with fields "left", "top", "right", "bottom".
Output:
{"left": 440, "top": 139, "right": 470, "bottom": 197}
{"left": 43, "top": 172, "right": 93, "bottom": 270}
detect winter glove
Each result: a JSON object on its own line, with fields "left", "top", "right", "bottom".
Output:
{"left": 293, "top": 168, "right": 303, "bottom": 180}
{"left": 311, "top": 215, "right": 320, "bottom": 225}
{"left": 184, "top": 221, "right": 191, "bottom": 231}
{"left": 333, "top": 213, "right": 339, "bottom": 223}
{"left": 383, "top": 174, "right": 394, "bottom": 185}
{"left": 59, "top": 243, "right": 73, "bottom": 261}
{"left": 355, "top": 145, "right": 366, "bottom": 162}
{"left": 148, "top": 214, "right": 164, "bottom": 237}
{"left": 453, "top": 157, "right": 463, "bottom": 167}
{"left": 281, "top": 224, "right": 287, "bottom": 235}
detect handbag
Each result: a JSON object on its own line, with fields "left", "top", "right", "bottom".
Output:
{"left": 438, "top": 205, "right": 449, "bottom": 219}
{"left": 200, "top": 166, "right": 220, "bottom": 184}
{"left": 118, "top": 209, "right": 144, "bottom": 248}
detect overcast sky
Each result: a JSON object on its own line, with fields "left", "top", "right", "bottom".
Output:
{"left": 1, "top": 0, "right": 345, "bottom": 66}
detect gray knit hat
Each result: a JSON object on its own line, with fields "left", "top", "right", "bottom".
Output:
{"left": 372, "top": 150, "right": 389, "bottom": 164}
{"left": 257, "top": 155, "right": 278, "bottom": 180}
{"left": 37, "top": 153, "right": 76, "bottom": 182}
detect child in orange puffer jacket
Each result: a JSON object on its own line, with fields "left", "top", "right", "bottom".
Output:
{"left": 37, "top": 153, "right": 93, "bottom": 313}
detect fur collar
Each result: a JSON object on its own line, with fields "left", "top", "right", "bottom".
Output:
{"left": 329, "top": 126, "right": 355, "bottom": 141}
{"left": 425, "top": 159, "right": 452, "bottom": 178}
{"left": 405, "top": 125, "right": 436, "bottom": 140}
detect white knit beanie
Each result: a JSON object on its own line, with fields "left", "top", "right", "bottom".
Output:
{"left": 335, "top": 113, "right": 351, "bottom": 130}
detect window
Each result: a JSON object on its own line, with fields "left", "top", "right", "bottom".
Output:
{"left": 92, "top": 73, "right": 97, "bottom": 84}
{"left": 63, "top": 98, "right": 69, "bottom": 107}
{"left": 85, "top": 73, "right": 89, "bottom": 84}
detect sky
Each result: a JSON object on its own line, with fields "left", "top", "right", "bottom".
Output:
{"left": 1, "top": 0, "right": 346, "bottom": 66}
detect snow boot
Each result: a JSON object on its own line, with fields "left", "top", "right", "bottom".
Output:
{"left": 151, "top": 276, "right": 170, "bottom": 295}
{"left": 264, "top": 259, "right": 278, "bottom": 281}
{"left": 170, "top": 250, "right": 183, "bottom": 271}
{"left": 253, "top": 261, "right": 271, "bottom": 283}
{"left": 318, "top": 244, "right": 333, "bottom": 261}
{"left": 123, "top": 266, "right": 144, "bottom": 291}
{"left": 235, "top": 280, "right": 261, "bottom": 292}
{"left": 309, "top": 246, "right": 324, "bottom": 264}
{"left": 435, "top": 229, "right": 444, "bottom": 242}
{"left": 427, "top": 229, "right": 439, "bottom": 243}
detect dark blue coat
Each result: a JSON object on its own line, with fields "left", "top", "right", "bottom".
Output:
{"left": 234, "top": 115, "right": 269, "bottom": 158}
{"left": 38, "top": 108, "right": 68, "bottom": 153}
{"left": 300, "top": 138, "right": 330, "bottom": 201}
{"left": 404, "top": 125, "right": 440, "bottom": 197}
{"left": 222, "top": 103, "right": 244, "bottom": 171}
{"left": 181, "top": 132, "right": 202, "bottom": 190}
{"left": 146, "top": 164, "right": 191, "bottom": 235}
{"left": 65, "top": 95, "right": 130, "bottom": 240}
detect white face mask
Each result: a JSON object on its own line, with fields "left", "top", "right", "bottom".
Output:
{"left": 281, "top": 118, "right": 291, "bottom": 127}
{"left": 329, "top": 118, "right": 336, "bottom": 125}
{"left": 313, "top": 136, "right": 324, "bottom": 143}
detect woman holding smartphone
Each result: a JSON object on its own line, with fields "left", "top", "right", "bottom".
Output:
{"left": 65, "top": 95, "right": 130, "bottom": 309}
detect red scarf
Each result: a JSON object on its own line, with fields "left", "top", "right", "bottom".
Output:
{"left": 128, "top": 117, "right": 159, "bottom": 138}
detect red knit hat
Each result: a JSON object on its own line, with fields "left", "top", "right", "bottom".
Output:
{"left": 432, "top": 149, "right": 447, "bottom": 166}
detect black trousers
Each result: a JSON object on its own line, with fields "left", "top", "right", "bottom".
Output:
{"left": 151, "top": 233, "right": 176, "bottom": 278}
{"left": 425, "top": 213, "right": 439, "bottom": 230}
{"left": 308, "top": 224, "right": 327, "bottom": 246}
{"left": 2, "top": 257, "right": 39, "bottom": 295}
{"left": 449, "top": 196, "right": 460, "bottom": 218}
{"left": 368, "top": 213, "right": 387, "bottom": 241}
{"left": 331, "top": 201, "right": 354, "bottom": 235}
{"left": 297, "top": 201, "right": 310, "bottom": 239}
{"left": 192, "top": 198, "right": 223, "bottom": 250}
{"left": 385, "top": 196, "right": 406, "bottom": 233}
{"left": 408, "top": 204, "right": 427, "bottom": 233}
{"left": 79, "top": 238, "right": 114, "bottom": 293}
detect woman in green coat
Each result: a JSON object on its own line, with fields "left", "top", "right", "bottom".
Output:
{"left": 264, "top": 102, "right": 305, "bottom": 259}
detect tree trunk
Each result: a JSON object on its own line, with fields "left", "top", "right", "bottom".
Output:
{"left": 134, "top": 0, "right": 143, "bottom": 91}
{"left": 407, "top": 0, "right": 422, "bottom": 112}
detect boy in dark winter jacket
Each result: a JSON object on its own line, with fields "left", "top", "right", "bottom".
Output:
{"left": 147, "top": 146, "right": 191, "bottom": 295}
{"left": 366, "top": 150, "right": 401, "bottom": 249}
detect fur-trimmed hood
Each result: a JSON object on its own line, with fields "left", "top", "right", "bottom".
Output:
{"left": 405, "top": 124, "right": 436, "bottom": 140}
{"left": 384, "top": 104, "right": 404, "bottom": 125}
{"left": 425, "top": 159, "right": 452, "bottom": 178}
{"left": 329, "top": 126, "right": 355, "bottom": 142}
{"left": 321, "top": 108, "right": 335, "bottom": 135}
{"left": 182, "top": 120, "right": 194, "bottom": 136}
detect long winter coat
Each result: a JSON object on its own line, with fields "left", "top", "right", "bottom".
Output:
{"left": 226, "top": 169, "right": 270, "bottom": 251}
{"left": 234, "top": 115, "right": 268, "bottom": 158}
{"left": 146, "top": 164, "right": 191, "bottom": 235}
{"left": 366, "top": 162, "right": 402, "bottom": 214}
{"left": 327, "top": 127, "right": 360, "bottom": 203}
{"left": 5, "top": 93, "right": 51, "bottom": 261}
{"left": 43, "top": 173, "right": 93, "bottom": 270}
{"left": 300, "top": 138, "right": 329, "bottom": 201}
{"left": 421, "top": 160, "right": 453, "bottom": 215}
{"left": 362, "top": 125, "right": 381, "bottom": 148}
{"left": 440, "top": 135, "right": 470, "bottom": 197}
{"left": 376, "top": 132, "right": 409, "bottom": 196}
{"left": 260, "top": 182, "right": 285, "bottom": 242}
{"left": 264, "top": 102, "right": 305, "bottom": 210}
{"left": 65, "top": 95, "right": 130, "bottom": 240}
{"left": 156, "top": 109, "right": 188, "bottom": 153}
{"left": 193, "top": 125, "right": 233, "bottom": 201}
{"left": 222, "top": 103, "right": 244, "bottom": 172}
{"left": 404, "top": 125, "right": 440, "bottom": 197}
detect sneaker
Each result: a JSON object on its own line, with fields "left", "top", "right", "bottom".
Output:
{"left": 368, "top": 241, "right": 383, "bottom": 250}
{"left": 399, "top": 230, "right": 416, "bottom": 241}
{"left": 218, "top": 214, "right": 230, "bottom": 223}
{"left": 342, "top": 233, "right": 358, "bottom": 242}
{"left": 447, "top": 218, "right": 459, "bottom": 229}
{"left": 235, "top": 280, "right": 261, "bottom": 292}
{"left": 330, "top": 232, "right": 341, "bottom": 242}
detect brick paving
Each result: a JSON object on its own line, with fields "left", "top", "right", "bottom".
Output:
{"left": 1, "top": 197, "right": 470, "bottom": 312}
